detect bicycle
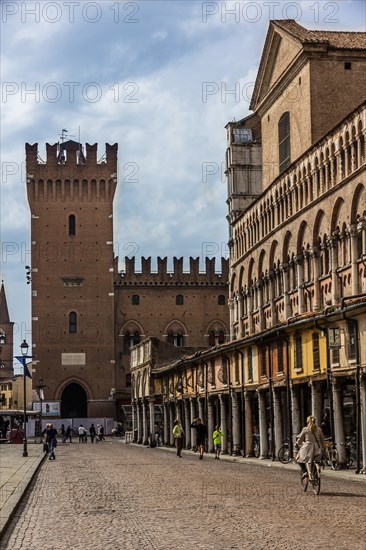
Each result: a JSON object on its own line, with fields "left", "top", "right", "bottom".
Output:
{"left": 323, "top": 437, "right": 338, "bottom": 470}
{"left": 252, "top": 434, "right": 260, "bottom": 458}
{"left": 278, "top": 440, "right": 292, "bottom": 463}
{"left": 300, "top": 461, "right": 321, "bottom": 495}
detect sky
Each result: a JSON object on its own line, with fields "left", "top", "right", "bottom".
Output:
{"left": 0, "top": 0, "right": 365, "bottom": 362}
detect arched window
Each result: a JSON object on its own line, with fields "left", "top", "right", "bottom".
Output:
{"left": 218, "top": 331, "right": 225, "bottom": 344}
{"left": 69, "top": 214, "right": 76, "bottom": 236}
{"left": 279, "top": 112, "right": 291, "bottom": 173}
{"left": 208, "top": 330, "right": 215, "bottom": 347}
{"left": 167, "top": 330, "right": 184, "bottom": 347}
{"left": 133, "top": 331, "right": 140, "bottom": 346}
{"left": 124, "top": 331, "right": 131, "bottom": 352}
{"left": 123, "top": 330, "right": 140, "bottom": 351}
{"left": 69, "top": 311, "right": 77, "bottom": 333}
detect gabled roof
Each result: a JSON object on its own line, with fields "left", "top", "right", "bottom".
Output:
{"left": 250, "top": 20, "right": 366, "bottom": 111}
{"left": 274, "top": 20, "right": 366, "bottom": 50}
{"left": 0, "top": 282, "right": 10, "bottom": 324}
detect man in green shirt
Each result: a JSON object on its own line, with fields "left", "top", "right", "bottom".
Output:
{"left": 213, "top": 425, "right": 224, "bottom": 459}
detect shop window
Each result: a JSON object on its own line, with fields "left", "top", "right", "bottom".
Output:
{"left": 312, "top": 332, "right": 320, "bottom": 371}
{"left": 277, "top": 341, "right": 284, "bottom": 373}
{"left": 247, "top": 347, "right": 253, "bottom": 381}
{"left": 295, "top": 333, "right": 303, "bottom": 371}
{"left": 261, "top": 347, "right": 267, "bottom": 377}
{"left": 347, "top": 322, "right": 357, "bottom": 362}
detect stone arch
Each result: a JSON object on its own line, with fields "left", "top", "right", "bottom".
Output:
{"left": 258, "top": 249, "right": 266, "bottom": 278}
{"left": 331, "top": 196, "right": 345, "bottom": 233}
{"left": 313, "top": 210, "right": 325, "bottom": 246}
{"left": 238, "top": 266, "right": 245, "bottom": 292}
{"left": 58, "top": 378, "right": 91, "bottom": 418}
{"left": 350, "top": 183, "right": 365, "bottom": 223}
{"left": 297, "top": 220, "right": 310, "bottom": 255}
{"left": 269, "top": 240, "right": 279, "bottom": 268}
{"left": 283, "top": 230, "right": 292, "bottom": 263}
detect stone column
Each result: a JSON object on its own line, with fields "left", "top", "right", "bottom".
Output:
{"left": 282, "top": 264, "right": 291, "bottom": 319}
{"left": 272, "top": 388, "right": 283, "bottom": 457}
{"left": 142, "top": 399, "right": 148, "bottom": 445}
{"left": 207, "top": 397, "right": 215, "bottom": 453}
{"left": 198, "top": 398, "right": 204, "bottom": 422}
{"left": 163, "top": 401, "right": 169, "bottom": 445}
{"left": 360, "top": 377, "right": 366, "bottom": 474}
{"left": 169, "top": 402, "right": 175, "bottom": 446}
{"left": 349, "top": 224, "right": 359, "bottom": 295}
{"left": 132, "top": 400, "right": 137, "bottom": 442}
{"left": 244, "top": 391, "right": 253, "bottom": 457}
{"left": 296, "top": 256, "right": 305, "bottom": 314}
{"left": 329, "top": 234, "right": 340, "bottom": 305}
{"left": 332, "top": 380, "right": 347, "bottom": 466}
{"left": 176, "top": 400, "right": 183, "bottom": 424}
{"left": 269, "top": 271, "right": 276, "bottom": 326}
{"left": 219, "top": 394, "right": 228, "bottom": 454}
{"left": 190, "top": 397, "right": 196, "bottom": 450}
{"left": 184, "top": 399, "right": 191, "bottom": 449}
{"left": 330, "top": 155, "right": 335, "bottom": 187}
{"left": 231, "top": 392, "right": 241, "bottom": 455}
{"left": 310, "top": 382, "right": 323, "bottom": 426}
{"left": 149, "top": 397, "right": 155, "bottom": 440}
{"left": 137, "top": 401, "right": 142, "bottom": 444}
{"left": 290, "top": 385, "right": 301, "bottom": 446}
{"left": 258, "top": 390, "right": 268, "bottom": 459}
{"left": 343, "top": 146, "right": 349, "bottom": 176}
{"left": 237, "top": 294, "right": 244, "bottom": 338}
{"left": 229, "top": 298, "right": 235, "bottom": 340}
{"left": 312, "top": 247, "right": 321, "bottom": 310}
{"left": 258, "top": 280, "right": 265, "bottom": 331}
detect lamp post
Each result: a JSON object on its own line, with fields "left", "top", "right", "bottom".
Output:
{"left": 35, "top": 377, "right": 45, "bottom": 443}
{"left": 20, "top": 339, "right": 29, "bottom": 457}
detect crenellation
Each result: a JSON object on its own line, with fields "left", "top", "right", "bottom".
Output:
{"left": 118, "top": 256, "right": 229, "bottom": 285}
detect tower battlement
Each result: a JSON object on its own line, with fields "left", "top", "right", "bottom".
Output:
{"left": 26, "top": 141, "right": 118, "bottom": 179}
{"left": 116, "top": 257, "right": 229, "bottom": 285}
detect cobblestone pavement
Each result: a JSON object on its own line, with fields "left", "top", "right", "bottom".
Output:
{"left": 0, "top": 442, "right": 365, "bottom": 550}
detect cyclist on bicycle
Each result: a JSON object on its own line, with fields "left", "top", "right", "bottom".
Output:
{"left": 296, "top": 415, "right": 325, "bottom": 480}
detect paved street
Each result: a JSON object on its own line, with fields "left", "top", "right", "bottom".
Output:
{"left": 0, "top": 442, "right": 365, "bottom": 550}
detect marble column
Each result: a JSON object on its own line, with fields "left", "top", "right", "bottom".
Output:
{"left": 310, "top": 382, "right": 323, "bottom": 426}
{"left": 219, "top": 394, "right": 228, "bottom": 454}
{"left": 360, "top": 377, "right": 366, "bottom": 474}
{"left": 176, "top": 400, "right": 183, "bottom": 424}
{"left": 244, "top": 391, "right": 253, "bottom": 457}
{"left": 207, "top": 397, "right": 215, "bottom": 453}
{"left": 137, "top": 401, "right": 142, "bottom": 444}
{"left": 142, "top": 399, "right": 148, "bottom": 445}
{"left": 184, "top": 399, "right": 191, "bottom": 449}
{"left": 290, "top": 385, "right": 301, "bottom": 446}
{"left": 231, "top": 392, "right": 241, "bottom": 455}
{"left": 198, "top": 398, "right": 204, "bottom": 422}
{"left": 149, "top": 398, "right": 155, "bottom": 441}
{"left": 332, "top": 380, "right": 347, "bottom": 466}
{"left": 169, "top": 402, "right": 175, "bottom": 446}
{"left": 258, "top": 390, "right": 268, "bottom": 459}
{"left": 132, "top": 400, "right": 137, "bottom": 442}
{"left": 190, "top": 397, "right": 196, "bottom": 450}
{"left": 273, "top": 388, "right": 283, "bottom": 457}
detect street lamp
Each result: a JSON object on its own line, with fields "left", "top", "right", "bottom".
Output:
{"left": 35, "top": 377, "right": 45, "bottom": 443}
{"left": 20, "top": 339, "right": 29, "bottom": 457}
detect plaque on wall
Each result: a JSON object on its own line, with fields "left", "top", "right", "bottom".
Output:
{"left": 61, "top": 353, "right": 86, "bottom": 365}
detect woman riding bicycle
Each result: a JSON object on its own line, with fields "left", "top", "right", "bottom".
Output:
{"left": 296, "top": 415, "right": 325, "bottom": 480}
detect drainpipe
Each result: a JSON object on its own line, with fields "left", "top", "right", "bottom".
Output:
{"left": 285, "top": 338, "right": 293, "bottom": 459}
{"left": 318, "top": 325, "right": 335, "bottom": 441}
{"left": 267, "top": 342, "right": 275, "bottom": 461}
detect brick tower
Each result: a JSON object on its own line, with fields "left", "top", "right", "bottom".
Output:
{"left": 26, "top": 140, "right": 118, "bottom": 419}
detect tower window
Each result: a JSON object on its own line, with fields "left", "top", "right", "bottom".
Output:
{"left": 279, "top": 112, "right": 291, "bottom": 173}
{"left": 176, "top": 294, "right": 184, "bottom": 305}
{"left": 218, "top": 295, "right": 226, "bottom": 305}
{"left": 69, "top": 214, "right": 76, "bottom": 236}
{"left": 69, "top": 311, "right": 77, "bottom": 333}
{"left": 132, "top": 295, "right": 140, "bottom": 305}
{"left": 344, "top": 62, "right": 352, "bottom": 70}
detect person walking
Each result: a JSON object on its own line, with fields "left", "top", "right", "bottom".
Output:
{"left": 61, "top": 424, "right": 66, "bottom": 443}
{"left": 45, "top": 423, "right": 57, "bottom": 460}
{"left": 212, "top": 425, "right": 224, "bottom": 459}
{"left": 78, "top": 424, "right": 87, "bottom": 443}
{"left": 65, "top": 425, "right": 72, "bottom": 443}
{"left": 89, "top": 423, "right": 96, "bottom": 443}
{"left": 99, "top": 425, "right": 105, "bottom": 441}
{"left": 172, "top": 419, "right": 184, "bottom": 457}
{"left": 296, "top": 415, "right": 325, "bottom": 480}
{"left": 191, "top": 418, "right": 207, "bottom": 460}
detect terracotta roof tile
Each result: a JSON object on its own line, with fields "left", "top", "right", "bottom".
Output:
{"left": 273, "top": 20, "right": 366, "bottom": 50}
